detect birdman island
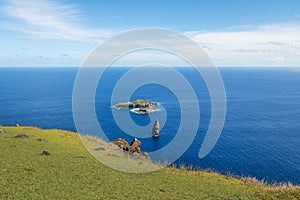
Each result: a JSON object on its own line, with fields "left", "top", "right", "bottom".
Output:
{"left": 114, "top": 99, "right": 159, "bottom": 114}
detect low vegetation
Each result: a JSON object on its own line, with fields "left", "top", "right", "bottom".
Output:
{"left": 0, "top": 126, "right": 299, "bottom": 199}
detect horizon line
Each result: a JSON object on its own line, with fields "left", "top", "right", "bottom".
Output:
{"left": 0, "top": 65, "right": 300, "bottom": 68}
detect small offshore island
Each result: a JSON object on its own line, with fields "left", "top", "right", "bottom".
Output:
{"left": 113, "top": 99, "right": 159, "bottom": 114}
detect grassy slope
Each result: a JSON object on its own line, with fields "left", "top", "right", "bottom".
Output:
{"left": 0, "top": 126, "right": 299, "bottom": 200}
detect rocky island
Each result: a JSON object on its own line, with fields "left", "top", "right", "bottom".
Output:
{"left": 113, "top": 99, "right": 159, "bottom": 114}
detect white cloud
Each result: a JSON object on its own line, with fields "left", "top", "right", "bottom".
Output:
{"left": 185, "top": 22, "right": 300, "bottom": 66}
{"left": 1, "top": 0, "right": 114, "bottom": 42}
{"left": 87, "top": 24, "right": 300, "bottom": 67}
{"left": 1, "top": 0, "right": 300, "bottom": 66}
{"left": 58, "top": 22, "right": 300, "bottom": 67}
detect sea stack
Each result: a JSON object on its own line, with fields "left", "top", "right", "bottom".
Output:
{"left": 152, "top": 119, "right": 160, "bottom": 137}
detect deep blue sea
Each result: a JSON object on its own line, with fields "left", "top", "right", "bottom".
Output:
{"left": 1, "top": 67, "right": 300, "bottom": 184}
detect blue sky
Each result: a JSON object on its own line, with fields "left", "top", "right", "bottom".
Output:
{"left": 1, "top": 0, "right": 300, "bottom": 66}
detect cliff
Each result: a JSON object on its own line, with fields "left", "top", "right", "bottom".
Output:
{"left": 0, "top": 125, "right": 299, "bottom": 199}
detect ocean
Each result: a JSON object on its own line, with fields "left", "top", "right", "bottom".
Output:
{"left": 0, "top": 67, "right": 300, "bottom": 184}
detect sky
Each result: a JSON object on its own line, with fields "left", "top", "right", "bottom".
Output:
{"left": 1, "top": 0, "right": 300, "bottom": 67}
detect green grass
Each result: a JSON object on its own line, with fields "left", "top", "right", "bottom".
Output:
{"left": 0, "top": 126, "right": 299, "bottom": 199}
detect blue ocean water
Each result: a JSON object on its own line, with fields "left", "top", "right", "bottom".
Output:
{"left": 0, "top": 67, "right": 300, "bottom": 184}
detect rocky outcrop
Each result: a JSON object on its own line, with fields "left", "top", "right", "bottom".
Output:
{"left": 112, "top": 138, "right": 129, "bottom": 151}
{"left": 15, "top": 133, "right": 29, "bottom": 139}
{"left": 152, "top": 119, "right": 160, "bottom": 137}
{"left": 130, "top": 138, "right": 141, "bottom": 148}
{"left": 112, "top": 138, "right": 149, "bottom": 159}
{"left": 114, "top": 99, "right": 158, "bottom": 109}
{"left": 114, "top": 99, "right": 159, "bottom": 115}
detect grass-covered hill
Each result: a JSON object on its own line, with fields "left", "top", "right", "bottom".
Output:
{"left": 0, "top": 126, "right": 299, "bottom": 199}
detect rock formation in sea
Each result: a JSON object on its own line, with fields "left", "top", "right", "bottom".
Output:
{"left": 152, "top": 119, "right": 160, "bottom": 137}
{"left": 114, "top": 99, "right": 159, "bottom": 114}
{"left": 114, "top": 99, "right": 158, "bottom": 109}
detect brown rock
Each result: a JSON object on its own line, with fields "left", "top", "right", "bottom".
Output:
{"left": 112, "top": 137, "right": 149, "bottom": 160}
{"left": 123, "top": 146, "right": 129, "bottom": 151}
{"left": 112, "top": 138, "right": 129, "bottom": 149}
{"left": 130, "top": 138, "right": 141, "bottom": 148}
{"left": 128, "top": 146, "right": 141, "bottom": 153}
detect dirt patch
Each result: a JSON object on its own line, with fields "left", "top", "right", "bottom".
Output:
{"left": 15, "top": 134, "right": 29, "bottom": 139}
{"left": 107, "top": 153, "right": 120, "bottom": 158}
{"left": 76, "top": 155, "right": 85, "bottom": 159}
{"left": 41, "top": 150, "right": 51, "bottom": 156}
{"left": 94, "top": 147, "right": 105, "bottom": 151}
{"left": 36, "top": 138, "right": 47, "bottom": 143}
